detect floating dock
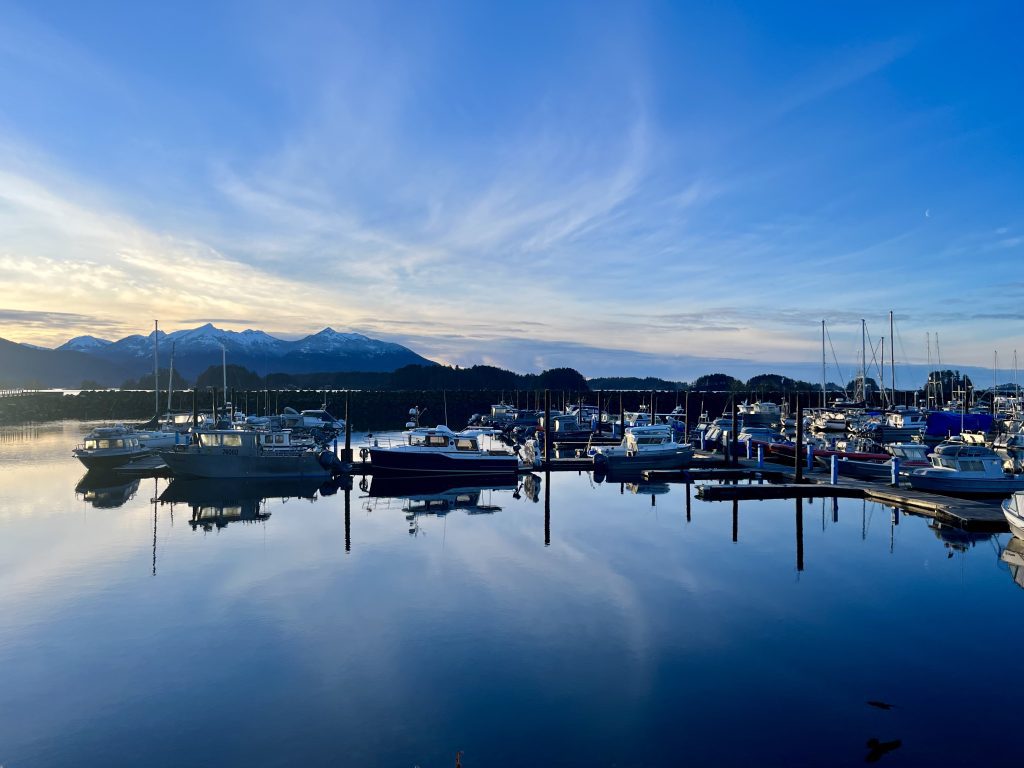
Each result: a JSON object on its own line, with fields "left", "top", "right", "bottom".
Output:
{"left": 688, "top": 454, "right": 1008, "bottom": 532}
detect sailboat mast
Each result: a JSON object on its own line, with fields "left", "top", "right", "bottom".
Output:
{"left": 926, "top": 332, "right": 932, "bottom": 408}
{"left": 821, "top": 320, "right": 826, "bottom": 408}
{"left": 889, "top": 310, "right": 895, "bottom": 402}
{"left": 995, "top": 350, "right": 999, "bottom": 409}
{"left": 221, "top": 344, "right": 228, "bottom": 409}
{"left": 861, "top": 318, "right": 866, "bottom": 403}
{"left": 166, "top": 341, "right": 175, "bottom": 413}
{"left": 881, "top": 336, "right": 886, "bottom": 408}
{"left": 153, "top": 320, "right": 159, "bottom": 418}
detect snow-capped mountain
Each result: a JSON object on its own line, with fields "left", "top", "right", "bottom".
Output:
{"left": 58, "top": 335, "right": 114, "bottom": 351}
{"left": 50, "top": 324, "right": 434, "bottom": 378}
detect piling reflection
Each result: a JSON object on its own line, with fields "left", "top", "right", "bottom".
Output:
{"left": 75, "top": 470, "right": 140, "bottom": 509}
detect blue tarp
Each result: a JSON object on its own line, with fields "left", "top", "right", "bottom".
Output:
{"left": 925, "top": 411, "right": 993, "bottom": 437}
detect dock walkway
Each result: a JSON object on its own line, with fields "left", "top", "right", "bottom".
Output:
{"left": 690, "top": 455, "right": 1007, "bottom": 531}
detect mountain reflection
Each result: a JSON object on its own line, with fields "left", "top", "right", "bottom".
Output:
{"left": 75, "top": 470, "right": 140, "bottom": 509}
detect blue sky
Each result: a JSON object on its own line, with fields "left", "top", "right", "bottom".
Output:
{"left": 0, "top": 0, "right": 1022, "bottom": 384}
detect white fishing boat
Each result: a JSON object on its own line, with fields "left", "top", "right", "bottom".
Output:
{"left": 73, "top": 425, "right": 149, "bottom": 470}
{"left": 907, "top": 443, "right": 1024, "bottom": 496}
{"left": 1002, "top": 491, "right": 1024, "bottom": 539}
{"left": 592, "top": 425, "right": 693, "bottom": 471}
{"left": 281, "top": 407, "right": 345, "bottom": 431}
{"left": 368, "top": 426, "right": 520, "bottom": 476}
{"left": 736, "top": 400, "right": 782, "bottom": 427}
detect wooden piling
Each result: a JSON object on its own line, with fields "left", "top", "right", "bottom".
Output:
{"left": 544, "top": 389, "right": 551, "bottom": 462}
{"left": 794, "top": 402, "right": 804, "bottom": 482}
{"left": 730, "top": 400, "right": 738, "bottom": 466}
{"left": 796, "top": 497, "right": 804, "bottom": 571}
{"left": 342, "top": 390, "right": 353, "bottom": 462}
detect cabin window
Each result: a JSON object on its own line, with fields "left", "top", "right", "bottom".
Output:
{"left": 427, "top": 435, "right": 449, "bottom": 447}
{"left": 199, "top": 434, "right": 219, "bottom": 447}
{"left": 84, "top": 440, "right": 97, "bottom": 450}
{"left": 275, "top": 434, "right": 285, "bottom": 445}
{"left": 97, "top": 440, "right": 111, "bottom": 449}
{"left": 939, "top": 458, "right": 956, "bottom": 469}
{"left": 455, "top": 438, "right": 477, "bottom": 451}
{"left": 409, "top": 434, "right": 426, "bottom": 446}
{"left": 960, "top": 460, "right": 985, "bottom": 472}
{"left": 222, "top": 434, "right": 242, "bottom": 447}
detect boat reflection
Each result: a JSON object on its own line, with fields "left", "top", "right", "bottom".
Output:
{"left": 75, "top": 470, "right": 140, "bottom": 509}
{"left": 159, "top": 477, "right": 327, "bottom": 531}
{"left": 1001, "top": 537, "right": 1024, "bottom": 590}
{"left": 927, "top": 520, "right": 995, "bottom": 556}
{"left": 364, "top": 474, "right": 541, "bottom": 534}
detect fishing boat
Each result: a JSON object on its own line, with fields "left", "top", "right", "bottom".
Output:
{"left": 281, "top": 407, "right": 345, "bottom": 432}
{"left": 591, "top": 425, "right": 693, "bottom": 471}
{"left": 73, "top": 425, "right": 149, "bottom": 470}
{"left": 368, "top": 426, "right": 520, "bottom": 476}
{"left": 736, "top": 400, "right": 782, "bottom": 427}
{"left": 907, "top": 443, "right": 1024, "bottom": 496}
{"left": 539, "top": 413, "right": 593, "bottom": 444}
{"left": 159, "top": 429, "right": 335, "bottom": 479}
{"left": 1002, "top": 491, "right": 1024, "bottom": 538}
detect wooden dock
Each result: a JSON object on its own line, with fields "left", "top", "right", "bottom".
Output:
{"left": 690, "top": 456, "right": 1008, "bottom": 531}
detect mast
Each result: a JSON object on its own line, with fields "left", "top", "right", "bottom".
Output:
{"left": 995, "top": 350, "right": 999, "bottom": 410}
{"left": 166, "top": 341, "right": 175, "bottom": 413}
{"left": 153, "top": 320, "right": 159, "bottom": 418}
{"left": 926, "top": 332, "right": 933, "bottom": 408}
{"left": 821, "top": 320, "right": 826, "bottom": 408}
{"left": 935, "top": 333, "right": 944, "bottom": 406}
{"left": 889, "top": 310, "right": 895, "bottom": 402}
{"left": 861, "top": 318, "right": 866, "bottom": 403}
{"left": 880, "top": 336, "right": 886, "bottom": 408}
{"left": 221, "top": 343, "right": 228, "bottom": 409}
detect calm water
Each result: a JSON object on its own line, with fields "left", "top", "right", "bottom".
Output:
{"left": 1, "top": 422, "right": 1022, "bottom": 767}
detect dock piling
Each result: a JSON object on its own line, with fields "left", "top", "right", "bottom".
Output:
{"left": 890, "top": 457, "right": 900, "bottom": 487}
{"left": 830, "top": 454, "right": 838, "bottom": 484}
{"left": 795, "top": 403, "right": 804, "bottom": 482}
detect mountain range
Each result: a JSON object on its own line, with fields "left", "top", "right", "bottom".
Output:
{"left": 1, "top": 324, "right": 435, "bottom": 387}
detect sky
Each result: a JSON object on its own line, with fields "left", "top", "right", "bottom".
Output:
{"left": 0, "top": 0, "right": 1022, "bottom": 385}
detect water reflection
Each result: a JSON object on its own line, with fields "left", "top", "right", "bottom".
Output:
{"left": 1001, "top": 536, "right": 1024, "bottom": 589}
{"left": 159, "top": 477, "right": 325, "bottom": 531}
{"left": 364, "top": 474, "right": 542, "bottom": 536}
{"left": 928, "top": 520, "right": 995, "bottom": 556}
{"left": 75, "top": 470, "right": 140, "bottom": 509}
{"left": 6, "top": 422, "right": 1024, "bottom": 767}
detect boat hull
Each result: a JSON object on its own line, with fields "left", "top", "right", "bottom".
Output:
{"left": 593, "top": 448, "right": 693, "bottom": 471}
{"left": 1003, "top": 496, "right": 1024, "bottom": 539}
{"left": 368, "top": 448, "right": 518, "bottom": 477}
{"left": 74, "top": 449, "right": 149, "bottom": 470}
{"left": 159, "top": 450, "right": 330, "bottom": 479}
{"left": 907, "top": 473, "right": 1024, "bottom": 497}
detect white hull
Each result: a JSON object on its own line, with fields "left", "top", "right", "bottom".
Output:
{"left": 1003, "top": 495, "right": 1024, "bottom": 539}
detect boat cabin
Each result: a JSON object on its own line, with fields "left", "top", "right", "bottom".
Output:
{"left": 405, "top": 426, "right": 482, "bottom": 452}
{"left": 928, "top": 443, "right": 1004, "bottom": 473}
{"left": 83, "top": 435, "right": 141, "bottom": 451}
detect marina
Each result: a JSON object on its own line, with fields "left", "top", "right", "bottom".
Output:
{"left": 3, "top": 420, "right": 1024, "bottom": 766}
